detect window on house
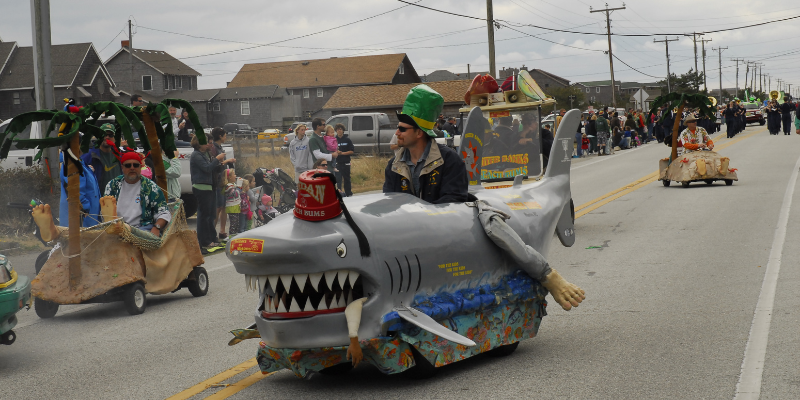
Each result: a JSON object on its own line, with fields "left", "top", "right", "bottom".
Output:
{"left": 189, "top": 77, "right": 194, "bottom": 90}
{"left": 142, "top": 75, "right": 153, "bottom": 91}
{"left": 164, "top": 76, "right": 169, "bottom": 90}
{"left": 171, "top": 76, "right": 176, "bottom": 90}
{"left": 241, "top": 101, "right": 250, "bottom": 115}
{"left": 207, "top": 102, "right": 212, "bottom": 111}
{"left": 12, "top": 92, "right": 20, "bottom": 105}
{"left": 303, "top": 89, "right": 309, "bottom": 98}
{"left": 213, "top": 102, "right": 220, "bottom": 111}
{"left": 544, "top": 83, "right": 549, "bottom": 88}
{"left": 177, "top": 76, "right": 182, "bottom": 89}
{"left": 317, "top": 88, "right": 323, "bottom": 97}
{"left": 586, "top": 88, "right": 590, "bottom": 93}
{"left": 596, "top": 87, "right": 601, "bottom": 93}
{"left": 398, "top": 63, "right": 405, "bottom": 75}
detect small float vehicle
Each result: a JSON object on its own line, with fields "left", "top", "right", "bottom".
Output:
{"left": 30, "top": 201, "right": 208, "bottom": 318}
{"left": 0, "top": 254, "right": 31, "bottom": 345}
{"left": 659, "top": 150, "right": 738, "bottom": 187}
{"left": 651, "top": 92, "right": 739, "bottom": 188}
{"left": 226, "top": 82, "right": 585, "bottom": 379}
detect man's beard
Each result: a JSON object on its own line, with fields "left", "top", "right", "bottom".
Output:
{"left": 124, "top": 173, "right": 140, "bottom": 183}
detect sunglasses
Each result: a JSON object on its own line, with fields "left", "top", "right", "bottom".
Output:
{"left": 123, "top": 163, "right": 141, "bottom": 169}
{"left": 396, "top": 125, "right": 414, "bottom": 132}
{"left": 320, "top": 163, "right": 328, "bottom": 167}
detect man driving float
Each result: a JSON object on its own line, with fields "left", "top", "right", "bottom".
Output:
{"left": 383, "top": 84, "right": 468, "bottom": 204}
{"left": 679, "top": 114, "right": 714, "bottom": 153}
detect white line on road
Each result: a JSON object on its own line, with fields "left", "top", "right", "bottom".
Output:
{"left": 733, "top": 152, "right": 800, "bottom": 399}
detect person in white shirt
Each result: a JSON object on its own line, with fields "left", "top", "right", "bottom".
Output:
{"left": 289, "top": 124, "right": 314, "bottom": 183}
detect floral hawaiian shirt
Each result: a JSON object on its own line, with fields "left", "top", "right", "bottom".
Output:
{"left": 678, "top": 126, "right": 710, "bottom": 152}
{"left": 104, "top": 176, "right": 169, "bottom": 228}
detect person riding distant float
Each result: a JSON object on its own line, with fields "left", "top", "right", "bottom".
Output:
{"left": 678, "top": 115, "right": 714, "bottom": 153}
{"left": 383, "top": 84, "right": 469, "bottom": 204}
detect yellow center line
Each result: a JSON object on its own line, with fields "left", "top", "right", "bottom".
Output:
{"left": 168, "top": 126, "right": 764, "bottom": 400}
{"left": 575, "top": 128, "right": 761, "bottom": 219}
{"left": 166, "top": 358, "right": 258, "bottom": 400}
{"left": 203, "top": 371, "right": 276, "bottom": 400}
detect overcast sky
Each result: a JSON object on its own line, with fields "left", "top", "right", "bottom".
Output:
{"left": 2, "top": 0, "right": 799, "bottom": 96}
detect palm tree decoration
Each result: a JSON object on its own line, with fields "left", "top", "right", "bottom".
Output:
{"left": 648, "top": 92, "right": 715, "bottom": 162}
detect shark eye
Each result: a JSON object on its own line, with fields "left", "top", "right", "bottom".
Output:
{"left": 336, "top": 240, "right": 347, "bottom": 258}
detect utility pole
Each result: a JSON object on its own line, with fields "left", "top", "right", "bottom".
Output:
{"left": 654, "top": 36, "right": 679, "bottom": 92}
{"left": 744, "top": 62, "right": 751, "bottom": 94}
{"left": 731, "top": 58, "right": 744, "bottom": 99}
{"left": 685, "top": 32, "right": 702, "bottom": 76}
{"left": 129, "top": 19, "right": 134, "bottom": 96}
{"left": 486, "top": 0, "right": 496, "bottom": 77}
{"left": 777, "top": 78, "right": 783, "bottom": 92}
{"left": 714, "top": 47, "right": 726, "bottom": 105}
{"left": 591, "top": 3, "right": 626, "bottom": 108}
{"left": 30, "top": 0, "right": 58, "bottom": 180}
{"left": 700, "top": 37, "right": 712, "bottom": 92}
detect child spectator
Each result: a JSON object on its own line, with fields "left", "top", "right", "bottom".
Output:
{"left": 223, "top": 169, "right": 241, "bottom": 235}
{"left": 257, "top": 194, "right": 280, "bottom": 224}
{"left": 581, "top": 133, "right": 589, "bottom": 157}
{"left": 239, "top": 179, "right": 252, "bottom": 232}
{"left": 324, "top": 125, "right": 339, "bottom": 172}
{"left": 622, "top": 128, "right": 632, "bottom": 149}
{"left": 242, "top": 174, "right": 259, "bottom": 230}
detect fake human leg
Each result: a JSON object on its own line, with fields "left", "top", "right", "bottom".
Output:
{"left": 99, "top": 196, "right": 117, "bottom": 222}
{"left": 32, "top": 204, "right": 62, "bottom": 242}
{"left": 475, "top": 201, "right": 585, "bottom": 311}
{"left": 345, "top": 297, "right": 368, "bottom": 367}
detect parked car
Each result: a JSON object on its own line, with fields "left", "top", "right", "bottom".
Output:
{"left": 326, "top": 113, "right": 394, "bottom": 154}
{"left": 0, "top": 119, "right": 41, "bottom": 170}
{"left": 287, "top": 121, "right": 311, "bottom": 134}
{"left": 257, "top": 129, "right": 284, "bottom": 140}
{"left": 283, "top": 113, "right": 394, "bottom": 154}
{"left": 223, "top": 123, "right": 257, "bottom": 136}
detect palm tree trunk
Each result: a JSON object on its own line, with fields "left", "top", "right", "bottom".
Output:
{"left": 671, "top": 103, "right": 685, "bottom": 161}
{"left": 67, "top": 131, "right": 82, "bottom": 290}
{"left": 141, "top": 112, "right": 168, "bottom": 197}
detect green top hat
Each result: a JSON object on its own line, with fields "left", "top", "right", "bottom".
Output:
{"left": 397, "top": 84, "right": 443, "bottom": 137}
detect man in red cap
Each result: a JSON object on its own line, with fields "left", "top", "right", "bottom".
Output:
{"left": 100, "top": 151, "right": 171, "bottom": 237}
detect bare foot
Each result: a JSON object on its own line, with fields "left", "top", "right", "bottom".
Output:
{"left": 541, "top": 268, "right": 585, "bottom": 311}
{"left": 32, "top": 204, "right": 60, "bottom": 242}
{"left": 99, "top": 196, "right": 117, "bottom": 222}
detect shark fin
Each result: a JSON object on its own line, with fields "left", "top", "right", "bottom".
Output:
{"left": 544, "top": 109, "right": 580, "bottom": 180}
{"left": 395, "top": 307, "right": 477, "bottom": 347}
{"left": 555, "top": 199, "right": 575, "bottom": 247}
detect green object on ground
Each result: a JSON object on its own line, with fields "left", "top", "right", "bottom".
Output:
{"left": 585, "top": 246, "right": 602, "bottom": 249}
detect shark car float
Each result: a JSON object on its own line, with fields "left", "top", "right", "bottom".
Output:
{"left": 226, "top": 109, "right": 584, "bottom": 378}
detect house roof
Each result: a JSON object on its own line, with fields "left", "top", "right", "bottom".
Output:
{"left": 423, "top": 69, "right": 486, "bottom": 82}
{"left": 323, "top": 80, "right": 471, "bottom": 110}
{"left": 136, "top": 88, "right": 222, "bottom": 104}
{"left": 0, "top": 42, "right": 101, "bottom": 90}
{"left": 0, "top": 41, "right": 16, "bottom": 75}
{"left": 228, "top": 54, "right": 408, "bottom": 89}
{"left": 575, "top": 80, "right": 621, "bottom": 87}
{"left": 217, "top": 85, "right": 281, "bottom": 100}
{"left": 531, "top": 69, "right": 569, "bottom": 85}
{"left": 105, "top": 47, "right": 201, "bottom": 76}
{"left": 620, "top": 81, "right": 661, "bottom": 89}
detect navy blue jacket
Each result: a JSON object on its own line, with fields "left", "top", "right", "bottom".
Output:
{"left": 383, "top": 142, "right": 469, "bottom": 204}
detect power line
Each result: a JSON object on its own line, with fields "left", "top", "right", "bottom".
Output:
{"left": 396, "top": 0, "right": 800, "bottom": 37}
{"left": 612, "top": 54, "right": 663, "bottom": 79}
{"left": 98, "top": 28, "right": 126, "bottom": 53}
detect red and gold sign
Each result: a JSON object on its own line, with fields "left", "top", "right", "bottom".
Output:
{"left": 230, "top": 238, "right": 264, "bottom": 253}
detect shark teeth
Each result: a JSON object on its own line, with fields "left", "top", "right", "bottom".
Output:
{"left": 249, "top": 270, "right": 364, "bottom": 317}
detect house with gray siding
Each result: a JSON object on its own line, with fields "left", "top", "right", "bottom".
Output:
{"left": 104, "top": 42, "right": 200, "bottom": 104}
{"left": 227, "top": 54, "right": 420, "bottom": 120}
{"left": 0, "top": 41, "right": 118, "bottom": 120}
{"left": 498, "top": 67, "right": 570, "bottom": 91}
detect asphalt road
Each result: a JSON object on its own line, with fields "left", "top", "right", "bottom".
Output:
{"left": 3, "top": 123, "right": 799, "bottom": 399}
